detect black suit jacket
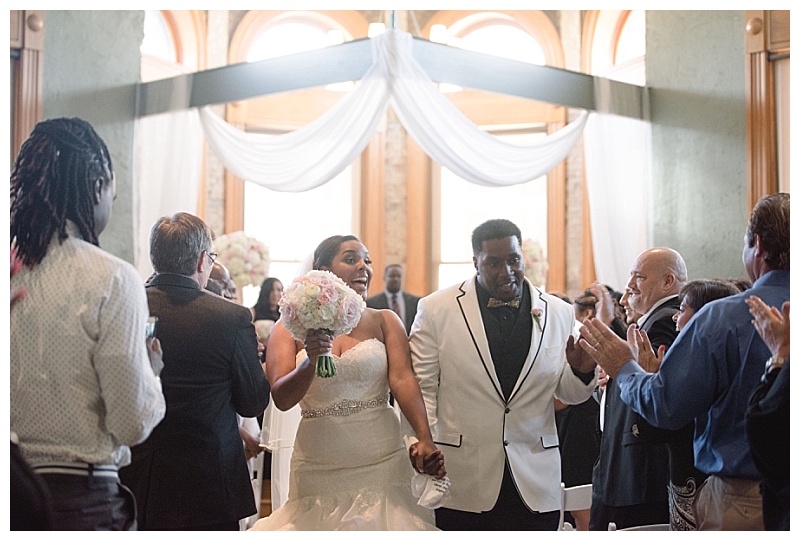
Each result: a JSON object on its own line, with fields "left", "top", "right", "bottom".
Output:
{"left": 746, "top": 357, "right": 790, "bottom": 530}
{"left": 120, "top": 273, "right": 270, "bottom": 530}
{"left": 591, "top": 297, "right": 678, "bottom": 527}
{"left": 365, "top": 290, "right": 421, "bottom": 335}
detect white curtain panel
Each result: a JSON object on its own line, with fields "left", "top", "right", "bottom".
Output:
{"left": 583, "top": 112, "right": 652, "bottom": 292}
{"left": 198, "top": 29, "right": 588, "bottom": 192}
{"left": 583, "top": 63, "right": 651, "bottom": 292}
{"left": 134, "top": 109, "right": 203, "bottom": 280}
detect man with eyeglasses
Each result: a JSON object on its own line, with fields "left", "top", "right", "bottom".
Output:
{"left": 120, "top": 212, "right": 269, "bottom": 531}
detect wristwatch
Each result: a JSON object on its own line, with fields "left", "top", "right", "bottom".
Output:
{"left": 762, "top": 355, "right": 786, "bottom": 382}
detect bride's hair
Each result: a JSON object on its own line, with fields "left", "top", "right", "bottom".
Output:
{"left": 313, "top": 235, "right": 360, "bottom": 270}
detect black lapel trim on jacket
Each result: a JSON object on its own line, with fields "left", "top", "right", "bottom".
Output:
{"left": 456, "top": 280, "right": 505, "bottom": 404}
{"left": 506, "top": 284, "right": 547, "bottom": 404}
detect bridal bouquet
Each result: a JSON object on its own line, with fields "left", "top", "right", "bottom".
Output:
{"left": 279, "top": 270, "right": 366, "bottom": 378}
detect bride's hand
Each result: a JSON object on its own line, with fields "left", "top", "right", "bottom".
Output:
{"left": 303, "top": 328, "right": 332, "bottom": 360}
{"left": 409, "top": 439, "right": 446, "bottom": 479}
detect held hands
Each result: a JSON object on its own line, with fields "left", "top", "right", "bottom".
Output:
{"left": 146, "top": 337, "right": 164, "bottom": 377}
{"left": 239, "top": 426, "right": 264, "bottom": 461}
{"left": 408, "top": 439, "right": 446, "bottom": 479}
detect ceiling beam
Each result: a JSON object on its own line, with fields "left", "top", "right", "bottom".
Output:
{"left": 136, "top": 36, "right": 645, "bottom": 120}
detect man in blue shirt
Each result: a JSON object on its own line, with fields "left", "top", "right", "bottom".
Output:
{"left": 578, "top": 193, "right": 789, "bottom": 530}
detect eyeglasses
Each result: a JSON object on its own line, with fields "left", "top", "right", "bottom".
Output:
{"left": 206, "top": 251, "right": 218, "bottom": 264}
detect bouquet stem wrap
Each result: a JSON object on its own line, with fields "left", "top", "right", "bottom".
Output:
{"left": 279, "top": 270, "right": 366, "bottom": 379}
{"left": 315, "top": 353, "right": 338, "bottom": 377}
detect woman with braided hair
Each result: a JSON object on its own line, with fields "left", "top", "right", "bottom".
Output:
{"left": 10, "top": 118, "right": 165, "bottom": 530}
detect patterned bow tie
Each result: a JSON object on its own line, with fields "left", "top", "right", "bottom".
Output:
{"left": 487, "top": 297, "right": 521, "bottom": 308}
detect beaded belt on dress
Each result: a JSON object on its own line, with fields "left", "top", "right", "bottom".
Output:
{"left": 301, "top": 395, "right": 389, "bottom": 418}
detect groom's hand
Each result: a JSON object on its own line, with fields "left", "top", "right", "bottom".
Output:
{"left": 566, "top": 334, "right": 596, "bottom": 374}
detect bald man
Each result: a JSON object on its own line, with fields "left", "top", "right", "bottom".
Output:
{"left": 210, "top": 262, "right": 238, "bottom": 302}
{"left": 590, "top": 248, "right": 687, "bottom": 530}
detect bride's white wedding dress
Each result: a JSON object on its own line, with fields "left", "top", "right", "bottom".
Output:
{"left": 249, "top": 338, "right": 437, "bottom": 530}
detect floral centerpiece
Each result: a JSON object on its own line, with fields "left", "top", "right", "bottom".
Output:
{"left": 279, "top": 270, "right": 366, "bottom": 378}
{"left": 214, "top": 231, "right": 270, "bottom": 291}
{"left": 521, "top": 238, "right": 548, "bottom": 288}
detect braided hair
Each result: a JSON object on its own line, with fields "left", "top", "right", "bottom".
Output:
{"left": 10, "top": 117, "right": 113, "bottom": 266}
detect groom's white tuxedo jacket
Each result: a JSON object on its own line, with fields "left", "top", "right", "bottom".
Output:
{"left": 409, "top": 276, "right": 596, "bottom": 513}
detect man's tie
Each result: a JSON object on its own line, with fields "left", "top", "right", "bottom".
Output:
{"left": 391, "top": 293, "right": 402, "bottom": 317}
{"left": 487, "top": 297, "right": 521, "bottom": 308}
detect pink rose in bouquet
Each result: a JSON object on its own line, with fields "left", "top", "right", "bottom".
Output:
{"left": 279, "top": 270, "right": 366, "bottom": 378}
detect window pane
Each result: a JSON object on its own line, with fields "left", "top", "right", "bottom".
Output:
{"left": 438, "top": 132, "right": 548, "bottom": 291}
{"left": 243, "top": 166, "right": 354, "bottom": 302}
{"left": 615, "top": 10, "right": 645, "bottom": 65}
{"left": 141, "top": 10, "right": 176, "bottom": 62}
{"left": 457, "top": 25, "right": 546, "bottom": 65}
{"left": 247, "top": 23, "right": 332, "bottom": 62}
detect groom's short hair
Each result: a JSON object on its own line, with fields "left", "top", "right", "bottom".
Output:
{"left": 471, "top": 219, "right": 522, "bottom": 254}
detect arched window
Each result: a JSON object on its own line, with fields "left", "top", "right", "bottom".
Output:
{"left": 141, "top": 10, "right": 176, "bottom": 63}
{"left": 229, "top": 11, "right": 368, "bottom": 305}
{"left": 585, "top": 10, "right": 645, "bottom": 84}
{"left": 614, "top": 10, "right": 645, "bottom": 67}
{"left": 422, "top": 11, "right": 566, "bottom": 291}
{"left": 140, "top": 10, "right": 204, "bottom": 81}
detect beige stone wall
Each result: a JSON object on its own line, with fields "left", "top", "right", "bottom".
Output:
{"left": 382, "top": 108, "right": 409, "bottom": 268}
{"left": 204, "top": 10, "right": 228, "bottom": 237}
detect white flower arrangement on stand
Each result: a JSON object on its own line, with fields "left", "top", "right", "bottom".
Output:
{"left": 213, "top": 231, "right": 270, "bottom": 291}
{"left": 521, "top": 238, "right": 548, "bottom": 289}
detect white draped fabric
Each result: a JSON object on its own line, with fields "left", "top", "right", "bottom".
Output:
{"left": 582, "top": 61, "right": 651, "bottom": 291}
{"left": 198, "top": 29, "right": 588, "bottom": 192}
{"left": 134, "top": 108, "right": 203, "bottom": 280}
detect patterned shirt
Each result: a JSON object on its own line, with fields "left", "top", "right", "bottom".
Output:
{"left": 10, "top": 223, "right": 165, "bottom": 468}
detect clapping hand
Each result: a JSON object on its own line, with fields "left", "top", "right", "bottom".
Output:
{"left": 597, "top": 366, "right": 609, "bottom": 389}
{"left": 589, "top": 282, "right": 616, "bottom": 325}
{"left": 746, "top": 296, "right": 790, "bottom": 358}
{"left": 629, "top": 327, "right": 664, "bottom": 373}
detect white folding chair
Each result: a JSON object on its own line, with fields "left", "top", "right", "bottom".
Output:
{"left": 608, "top": 522, "right": 670, "bottom": 531}
{"left": 558, "top": 482, "right": 593, "bottom": 531}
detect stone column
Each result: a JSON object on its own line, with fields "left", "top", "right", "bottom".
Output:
{"left": 559, "top": 10, "right": 586, "bottom": 298}
{"left": 381, "top": 10, "right": 411, "bottom": 268}
{"left": 204, "top": 10, "right": 229, "bottom": 236}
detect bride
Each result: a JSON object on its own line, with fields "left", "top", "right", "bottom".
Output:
{"left": 250, "top": 235, "right": 445, "bottom": 531}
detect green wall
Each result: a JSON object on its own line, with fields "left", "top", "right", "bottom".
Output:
{"left": 42, "top": 10, "right": 143, "bottom": 263}
{"left": 647, "top": 10, "right": 749, "bottom": 281}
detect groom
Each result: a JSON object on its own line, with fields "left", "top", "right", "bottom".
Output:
{"left": 409, "top": 218, "right": 597, "bottom": 530}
